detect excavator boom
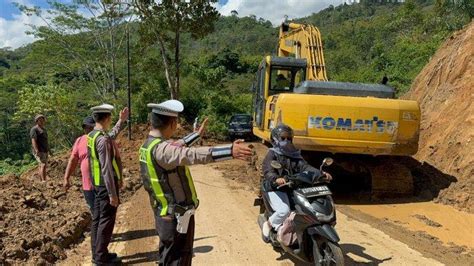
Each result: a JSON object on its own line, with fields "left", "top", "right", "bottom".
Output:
{"left": 278, "top": 22, "right": 328, "bottom": 81}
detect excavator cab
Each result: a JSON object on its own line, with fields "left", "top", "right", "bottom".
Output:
{"left": 269, "top": 66, "right": 305, "bottom": 95}
{"left": 252, "top": 56, "right": 306, "bottom": 129}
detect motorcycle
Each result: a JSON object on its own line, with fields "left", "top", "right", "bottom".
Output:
{"left": 254, "top": 157, "right": 344, "bottom": 266}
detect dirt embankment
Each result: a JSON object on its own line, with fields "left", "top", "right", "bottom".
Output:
{"left": 0, "top": 125, "right": 149, "bottom": 264}
{"left": 404, "top": 22, "right": 474, "bottom": 213}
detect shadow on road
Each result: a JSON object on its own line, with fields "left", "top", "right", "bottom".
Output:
{"left": 193, "top": 245, "right": 214, "bottom": 254}
{"left": 120, "top": 246, "right": 214, "bottom": 264}
{"left": 273, "top": 243, "right": 392, "bottom": 265}
{"left": 121, "top": 251, "right": 159, "bottom": 265}
{"left": 112, "top": 229, "right": 157, "bottom": 242}
{"left": 342, "top": 243, "right": 392, "bottom": 265}
{"left": 275, "top": 252, "right": 311, "bottom": 266}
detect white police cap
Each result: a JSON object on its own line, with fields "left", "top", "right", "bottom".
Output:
{"left": 147, "top": 100, "right": 184, "bottom": 117}
{"left": 91, "top": 103, "right": 114, "bottom": 114}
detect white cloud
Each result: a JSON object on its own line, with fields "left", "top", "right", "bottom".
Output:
{"left": 216, "top": 0, "right": 341, "bottom": 25}
{"left": 0, "top": 13, "right": 46, "bottom": 49}
{"left": 1, "top": 0, "right": 342, "bottom": 49}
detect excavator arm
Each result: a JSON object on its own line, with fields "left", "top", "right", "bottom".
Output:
{"left": 278, "top": 22, "right": 328, "bottom": 81}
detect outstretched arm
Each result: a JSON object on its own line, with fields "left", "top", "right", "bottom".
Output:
{"left": 154, "top": 139, "right": 252, "bottom": 171}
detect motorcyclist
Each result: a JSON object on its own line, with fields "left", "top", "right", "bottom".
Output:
{"left": 261, "top": 124, "right": 332, "bottom": 240}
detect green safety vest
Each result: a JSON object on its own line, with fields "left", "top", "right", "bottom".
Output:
{"left": 87, "top": 130, "right": 121, "bottom": 187}
{"left": 139, "top": 136, "right": 199, "bottom": 216}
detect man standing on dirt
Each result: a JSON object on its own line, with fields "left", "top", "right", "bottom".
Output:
{"left": 63, "top": 108, "right": 128, "bottom": 211}
{"left": 30, "top": 114, "right": 50, "bottom": 181}
{"left": 140, "top": 100, "right": 253, "bottom": 266}
{"left": 88, "top": 104, "right": 124, "bottom": 265}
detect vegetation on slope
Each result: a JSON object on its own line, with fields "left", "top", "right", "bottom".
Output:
{"left": 0, "top": 0, "right": 470, "bottom": 174}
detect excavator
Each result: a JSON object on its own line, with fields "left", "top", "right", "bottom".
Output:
{"left": 252, "top": 22, "right": 420, "bottom": 196}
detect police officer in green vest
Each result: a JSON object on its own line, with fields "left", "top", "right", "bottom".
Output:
{"left": 88, "top": 104, "right": 123, "bottom": 265}
{"left": 140, "top": 100, "right": 253, "bottom": 266}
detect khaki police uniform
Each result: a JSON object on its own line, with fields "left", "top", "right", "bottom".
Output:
{"left": 88, "top": 104, "right": 123, "bottom": 264}
{"left": 141, "top": 100, "right": 233, "bottom": 266}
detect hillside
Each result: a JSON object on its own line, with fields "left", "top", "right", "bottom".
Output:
{"left": 301, "top": 1, "right": 471, "bottom": 94}
{"left": 0, "top": 1, "right": 471, "bottom": 173}
{"left": 404, "top": 22, "right": 473, "bottom": 211}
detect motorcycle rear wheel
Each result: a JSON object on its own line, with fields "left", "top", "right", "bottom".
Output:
{"left": 313, "top": 241, "right": 344, "bottom": 266}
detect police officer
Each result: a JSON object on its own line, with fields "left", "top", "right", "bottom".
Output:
{"left": 88, "top": 104, "right": 123, "bottom": 265}
{"left": 140, "top": 100, "right": 253, "bottom": 266}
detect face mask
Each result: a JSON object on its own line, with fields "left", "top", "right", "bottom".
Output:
{"left": 279, "top": 140, "right": 290, "bottom": 147}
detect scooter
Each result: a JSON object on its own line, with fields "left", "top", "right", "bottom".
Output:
{"left": 254, "top": 158, "right": 344, "bottom": 266}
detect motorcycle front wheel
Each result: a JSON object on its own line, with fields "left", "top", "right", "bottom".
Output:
{"left": 313, "top": 241, "right": 344, "bottom": 266}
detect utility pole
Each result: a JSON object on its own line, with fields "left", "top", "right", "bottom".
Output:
{"left": 127, "top": 25, "right": 132, "bottom": 140}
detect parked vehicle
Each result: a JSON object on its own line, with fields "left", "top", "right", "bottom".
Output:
{"left": 228, "top": 114, "right": 253, "bottom": 140}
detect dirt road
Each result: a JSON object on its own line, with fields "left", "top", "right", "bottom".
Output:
{"left": 63, "top": 164, "right": 443, "bottom": 265}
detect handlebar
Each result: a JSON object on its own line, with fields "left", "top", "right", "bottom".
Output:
{"left": 277, "top": 181, "right": 293, "bottom": 189}
{"left": 275, "top": 172, "right": 330, "bottom": 189}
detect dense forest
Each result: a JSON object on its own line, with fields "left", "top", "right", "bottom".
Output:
{"left": 0, "top": 0, "right": 471, "bottom": 174}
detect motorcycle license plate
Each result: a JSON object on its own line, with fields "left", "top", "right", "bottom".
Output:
{"left": 299, "top": 185, "right": 331, "bottom": 197}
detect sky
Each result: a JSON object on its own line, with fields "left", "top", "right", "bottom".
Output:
{"left": 0, "top": 0, "right": 342, "bottom": 49}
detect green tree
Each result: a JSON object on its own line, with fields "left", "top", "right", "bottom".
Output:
{"left": 17, "top": 0, "right": 132, "bottom": 98}
{"left": 15, "top": 84, "right": 81, "bottom": 149}
{"left": 134, "top": 0, "right": 220, "bottom": 99}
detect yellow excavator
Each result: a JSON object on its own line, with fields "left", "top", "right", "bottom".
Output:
{"left": 252, "top": 22, "right": 420, "bottom": 196}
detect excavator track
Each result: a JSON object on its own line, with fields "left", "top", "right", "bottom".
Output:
{"left": 302, "top": 152, "right": 414, "bottom": 198}
{"left": 368, "top": 157, "right": 414, "bottom": 198}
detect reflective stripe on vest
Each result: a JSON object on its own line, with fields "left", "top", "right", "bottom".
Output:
{"left": 140, "top": 138, "right": 169, "bottom": 216}
{"left": 184, "top": 166, "right": 198, "bottom": 207}
{"left": 140, "top": 137, "right": 199, "bottom": 216}
{"left": 88, "top": 130, "right": 121, "bottom": 186}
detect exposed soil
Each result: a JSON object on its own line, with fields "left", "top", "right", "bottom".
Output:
{"left": 0, "top": 125, "right": 149, "bottom": 265}
{"left": 403, "top": 22, "right": 474, "bottom": 213}
{"left": 412, "top": 214, "right": 442, "bottom": 228}
{"left": 338, "top": 205, "right": 473, "bottom": 265}
{"left": 0, "top": 171, "right": 90, "bottom": 265}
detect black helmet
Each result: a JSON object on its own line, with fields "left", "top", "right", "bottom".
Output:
{"left": 271, "top": 124, "right": 294, "bottom": 145}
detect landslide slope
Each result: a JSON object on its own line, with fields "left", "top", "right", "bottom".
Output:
{"left": 404, "top": 22, "right": 473, "bottom": 212}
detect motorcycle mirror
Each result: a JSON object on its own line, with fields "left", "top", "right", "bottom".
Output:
{"left": 322, "top": 157, "right": 334, "bottom": 166}
{"left": 270, "top": 160, "right": 282, "bottom": 169}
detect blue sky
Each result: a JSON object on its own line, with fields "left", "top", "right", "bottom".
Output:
{"left": 0, "top": 0, "right": 49, "bottom": 20}
{"left": 0, "top": 0, "right": 340, "bottom": 49}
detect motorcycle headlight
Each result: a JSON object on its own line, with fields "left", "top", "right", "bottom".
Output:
{"left": 313, "top": 197, "right": 335, "bottom": 222}
{"left": 295, "top": 192, "right": 334, "bottom": 222}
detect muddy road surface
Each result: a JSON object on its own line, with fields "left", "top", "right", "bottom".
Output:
{"left": 62, "top": 163, "right": 451, "bottom": 265}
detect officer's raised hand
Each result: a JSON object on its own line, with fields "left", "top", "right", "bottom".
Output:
{"left": 232, "top": 139, "right": 253, "bottom": 160}
{"left": 119, "top": 107, "right": 129, "bottom": 121}
{"left": 197, "top": 118, "right": 209, "bottom": 136}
